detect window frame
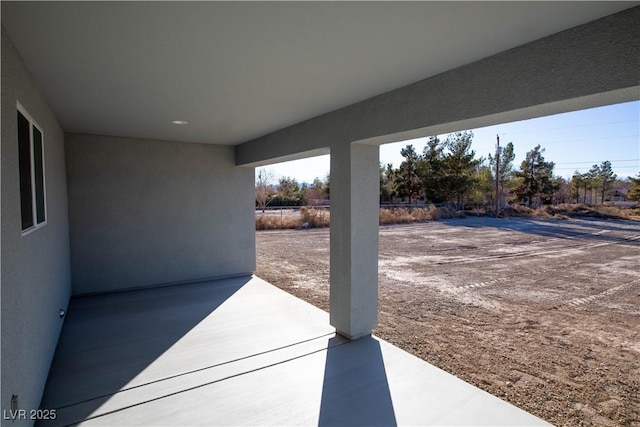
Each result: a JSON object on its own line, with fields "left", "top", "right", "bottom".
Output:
{"left": 17, "top": 102, "right": 47, "bottom": 236}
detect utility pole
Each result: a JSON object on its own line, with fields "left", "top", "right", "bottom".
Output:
{"left": 495, "top": 135, "right": 502, "bottom": 217}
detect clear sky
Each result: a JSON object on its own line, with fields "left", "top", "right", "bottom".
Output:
{"left": 258, "top": 100, "right": 640, "bottom": 183}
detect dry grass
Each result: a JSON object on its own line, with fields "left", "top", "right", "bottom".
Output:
{"left": 255, "top": 207, "right": 330, "bottom": 230}
{"left": 502, "top": 203, "right": 640, "bottom": 221}
{"left": 378, "top": 205, "right": 463, "bottom": 225}
{"left": 257, "top": 203, "right": 639, "bottom": 230}
{"left": 300, "top": 207, "right": 330, "bottom": 228}
{"left": 255, "top": 211, "right": 300, "bottom": 230}
{"left": 502, "top": 204, "right": 568, "bottom": 219}
{"left": 256, "top": 205, "right": 465, "bottom": 230}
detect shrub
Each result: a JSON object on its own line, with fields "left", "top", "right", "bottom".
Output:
{"left": 300, "top": 207, "right": 330, "bottom": 228}
{"left": 379, "top": 208, "right": 413, "bottom": 224}
{"left": 256, "top": 204, "right": 473, "bottom": 230}
{"left": 501, "top": 203, "right": 640, "bottom": 221}
{"left": 255, "top": 212, "right": 302, "bottom": 230}
{"left": 378, "top": 205, "right": 463, "bottom": 225}
{"left": 256, "top": 202, "right": 639, "bottom": 231}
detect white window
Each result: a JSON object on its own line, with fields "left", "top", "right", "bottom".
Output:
{"left": 17, "top": 103, "right": 46, "bottom": 234}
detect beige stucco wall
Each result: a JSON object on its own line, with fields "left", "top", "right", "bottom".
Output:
{"left": 1, "top": 30, "right": 72, "bottom": 423}
{"left": 65, "top": 133, "right": 255, "bottom": 295}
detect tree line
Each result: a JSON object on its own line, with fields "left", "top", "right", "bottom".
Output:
{"left": 257, "top": 131, "right": 639, "bottom": 209}
{"left": 379, "top": 131, "right": 556, "bottom": 208}
{"left": 256, "top": 170, "right": 330, "bottom": 210}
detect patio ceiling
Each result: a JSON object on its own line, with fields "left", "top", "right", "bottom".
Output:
{"left": 2, "top": 2, "right": 636, "bottom": 146}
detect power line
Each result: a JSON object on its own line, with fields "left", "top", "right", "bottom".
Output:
{"left": 513, "top": 134, "right": 639, "bottom": 146}
{"left": 496, "top": 119, "right": 639, "bottom": 136}
{"left": 554, "top": 159, "right": 640, "bottom": 165}
{"left": 555, "top": 165, "right": 639, "bottom": 171}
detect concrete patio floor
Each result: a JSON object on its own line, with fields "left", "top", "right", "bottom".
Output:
{"left": 38, "top": 276, "right": 549, "bottom": 426}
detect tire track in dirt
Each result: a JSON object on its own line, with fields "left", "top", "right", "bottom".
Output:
{"left": 440, "top": 279, "right": 508, "bottom": 311}
{"left": 428, "top": 233, "right": 640, "bottom": 266}
{"left": 447, "top": 278, "right": 506, "bottom": 293}
{"left": 259, "top": 218, "right": 640, "bottom": 426}
{"left": 563, "top": 278, "right": 640, "bottom": 308}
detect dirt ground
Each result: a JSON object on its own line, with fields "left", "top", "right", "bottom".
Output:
{"left": 255, "top": 217, "right": 640, "bottom": 426}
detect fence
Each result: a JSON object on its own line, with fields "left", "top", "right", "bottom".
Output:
{"left": 255, "top": 206, "right": 331, "bottom": 230}
{"left": 255, "top": 203, "right": 470, "bottom": 230}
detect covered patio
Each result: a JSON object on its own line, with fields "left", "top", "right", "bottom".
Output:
{"left": 2, "top": 3, "right": 638, "bottom": 425}
{"left": 39, "top": 276, "right": 547, "bottom": 426}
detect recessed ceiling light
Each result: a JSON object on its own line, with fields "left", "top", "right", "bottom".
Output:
{"left": 172, "top": 120, "right": 188, "bottom": 125}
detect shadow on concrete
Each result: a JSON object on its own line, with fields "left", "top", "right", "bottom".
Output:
{"left": 319, "top": 336, "right": 397, "bottom": 427}
{"left": 38, "top": 276, "right": 251, "bottom": 427}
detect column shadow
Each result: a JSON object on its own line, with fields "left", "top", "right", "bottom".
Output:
{"left": 319, "top": 336, "right": 397, "bottom": 427}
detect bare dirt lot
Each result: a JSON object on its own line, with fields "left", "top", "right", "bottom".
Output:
{"left": 256, "top": 217, "right": 640, "bottom": 426}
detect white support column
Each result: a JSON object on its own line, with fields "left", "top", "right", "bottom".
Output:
{"left": 330, "top": 142, "right": 380, "bottom": 340}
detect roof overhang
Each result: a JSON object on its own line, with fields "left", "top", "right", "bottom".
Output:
{"left": 2, "top": 1, "right": 637, "bottom": 146}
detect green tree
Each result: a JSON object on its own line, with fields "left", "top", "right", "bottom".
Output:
{"left": 304, "top": 177, "right": 328, "bottom": 206}
{"left": 597, "top": 160, "right": 617, "bottom": 203}
{"left": 277, "top": 176, "right": 299, "bottom": 198}
{"left": 324, "top": 173, "right": 330, "bottom": 199}
{"left": 394, "top": 144, "right": 422, "bottom": 204}
{"left": 299, "top": 182, "right": 309, "bottom": 202}
{"left": 420, "top": 136, "right": 447, "bottom": 203}
{"left": 380, "top": 163, "right": 396, "bottom": 203}
{"left": 512, "top": 145, "right": 557, "bottom": 206}
{"left": 570, "top": 173, "right": 583, "bottom": 203}
{"left": 627, "top": 174, "right": 640, "bottom": 201}
{"left": 255, "top": 168, "right": 275, "bottom": 212}
{"left": 276, "top": 176, "right": 302, "bottom": 205}
{"left": 488, "top": 141, "right": 516, "bottom": 203}
{"left": 553, "top": 176, "right": 570, "bottom": 204}
{"left": 580, "top": 171, "right": 594, "bottom": 204}
{"left": 586, "top": 164, "right": 601, "bottom": 204}
{"left": 468, "top": 164, "right": 495, "bottom": 206}
{"left": 488, "top": 141, "right": 516, "bottom": 180}
{"left": 442, "top": 131, "right": 479, "bottom": 205}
